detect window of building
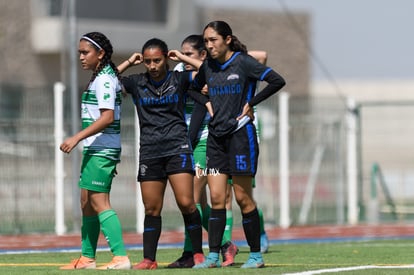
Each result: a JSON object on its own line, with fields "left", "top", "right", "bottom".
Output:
{"left": 48, "top": 0, "right": 167, "bottom": 23}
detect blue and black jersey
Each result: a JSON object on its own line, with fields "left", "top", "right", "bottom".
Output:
{"left": 194, "top": 52, "right": 285, "bottom": 137}
{"left": 122, "top": 71, "right": 208, "bottom": 160}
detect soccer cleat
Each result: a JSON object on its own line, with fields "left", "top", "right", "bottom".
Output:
{"left": 96, "top": 255, "right": 131, "bottom": 270}
{"left": 60, "top": 256, "right": 96, "bottom": 270}
{"left": 221, "top": 241, "right": 239, "bottom": 267}
{"left": 241, "top": 252, "right": 265, "bottom": 268}
{"left": 132, "top": 258, "right": 158, "bottom": 270}
{"left": 193, "top": 252, "right": 205, "bottom": 265}
{"left": 167, "top": 251, "right": 194, "bottom": 268}
{"left": 192, "top": 253, "right": 220, "bottom": 268}
{"left": 260, "top": 232, "right": 269, "bottom": 253}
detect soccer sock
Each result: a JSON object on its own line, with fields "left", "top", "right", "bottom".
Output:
{"left": 208, "top": 208, "right": 226, "bottom": 253}
{"left": 221, "top": 210, "right": 233, "bottom": 246}
{"left": 143, "top": 215, "right": 161, "bottom": 261}
{"left": 183, "top": 230, "right": 193, "bottom": 253}
{"left": 81, "top": 215, "right": 100, "bottom": 259}
{"left": 201, "top": 204, "right": 211, "bottom": 231}
{"left": 98, "top": 209, "right": 127, "bottom": 256}
{"left": 258, "top": 208, "right": 265, "bottom": 234}
{"left": 183, "top": 204, "right": 212, "bottom": 253}
{"left": 183, "top": 210, "right": 203, "bottom": 254}
{"left": 242, "top": 208, "right": 261, "bottom": 253}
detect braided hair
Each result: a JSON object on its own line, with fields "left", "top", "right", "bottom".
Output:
{"left": 80, "top": 32, "right": 121, "bottom": 88}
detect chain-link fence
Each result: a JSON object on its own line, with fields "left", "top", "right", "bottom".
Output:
{"left": 2, "top": 84, "right": 412, "bottom": 234}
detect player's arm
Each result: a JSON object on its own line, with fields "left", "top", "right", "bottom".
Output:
{"left": 60, "top": 109, "right": 114, "bottom": 153}
{"left": 168, "top": 50, "right": 202, "bottom": 79}
{"left": 248, "top": 50, "right": 267, "bottom": 65}
{"left": 248, "top": 70, "right": 286, "bottom": 108}
{"left": 117, "top": 52, "right": 143, "bottom": 74}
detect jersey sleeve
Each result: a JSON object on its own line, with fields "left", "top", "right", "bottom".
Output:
{"left": 94, "top": 74, "right": 116, "bottom": 110}
{"left": 242, "top": 54, "right": 270, "bottom": 80}
{"left": 242, "top": 54, "right": 286, "bottom": 106}
{"left": 121, "top": 75, "right": 137, "bottom": 94}
{"left": 248, "top": 70, "right": 286, "bottom": 106}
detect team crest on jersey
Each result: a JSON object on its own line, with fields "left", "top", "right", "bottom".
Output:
{"left": 103, "top": 93, "right": 111, "bottom": 101}
{"left": 227, "top": 74, "right": 239, "bottom": 80}
{"left": 139, "top": 164, "right": 148, "bottom": 176}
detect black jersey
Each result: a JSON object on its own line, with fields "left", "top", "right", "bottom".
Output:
{"left": 194, "top": 52, "right": 285, "bottom": 137}
{"left": 122, "top": 71, "right": 199, "bottom": 160}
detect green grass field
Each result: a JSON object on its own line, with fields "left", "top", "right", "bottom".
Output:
{"left": 1, "top": 240, "right": 414, "bottom": 274}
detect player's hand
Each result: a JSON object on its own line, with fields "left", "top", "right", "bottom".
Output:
{"left": 128, "top": 52, "right": 143, "bottom": 65}
{"left": 237, "top": 103, "right": 254, "bottom": 121}
{"left": 60, "top": 136, "right": 79, "bottom": 154}
{"left": 167, "top": 50, "right": 182, "bottom": 62}
{"left": 205, "top": 102, "right": 214, "bottom": 117}
{"left": 201, "top": 85, "right": 208, "bottom": 95}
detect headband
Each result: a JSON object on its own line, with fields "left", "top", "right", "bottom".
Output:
{"left": 81, "top": 36, "right": 102, "bottom": 50}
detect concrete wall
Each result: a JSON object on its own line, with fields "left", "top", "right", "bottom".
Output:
{"left": 0, "top": 0, "right": 309, "bottom": 94}
{"left": 0, "top": 1, "right": 57, "bottom": 87}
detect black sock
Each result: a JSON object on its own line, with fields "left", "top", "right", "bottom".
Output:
{"left": 143, "top": 215, "right": 161, "bottom": 261}
{"left": 208, "top": 208, "right": 226, "bottom": 253}
{"left": 183, "top": 210, "right": 203, "bottom": 254}
{"left": 242, "top": 208, "right": 260, "bottom": 252}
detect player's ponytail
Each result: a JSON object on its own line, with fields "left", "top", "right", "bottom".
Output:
{"left": 230, "top": 35, "right": 247, "bottom": 53}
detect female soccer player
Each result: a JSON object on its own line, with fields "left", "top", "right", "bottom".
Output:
{"left": 60, "top": 32, "right": 130, "bottom": 270}
{"left": 174, "top": 21, "right": 285, "bottom": 268}
{"left": 169, "top": 34, "right": 270, "bottom": 268}
{"left": 196, "top": 20, "right": 285, "bottom": 269}
{"left": 117, "top": 38, "right": 209, "bottom": 270}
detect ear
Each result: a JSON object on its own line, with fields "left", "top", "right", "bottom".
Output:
{"left": 97, "top": 49, "right": 105, "bottom": 60}
{"left": 225, "top": 35, "right": 232, "bottom": 46}
{"left": 200, "top": 50, "right": 208, "bottom": 60}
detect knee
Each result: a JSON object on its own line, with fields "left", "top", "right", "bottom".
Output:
{"left": 144, "top": 205, "right": 161, "bottom": 216}
{"left": 235, "top": 195, "right": 255, "bottom": 212}
{"left": 177, "top": 198, "right": 196, "bottom": 214}
{"left": 210, "top": 192, "right": 226, "bottom": 209}
{"left": 143, "top": 201, "right": 162, "bottom": 216}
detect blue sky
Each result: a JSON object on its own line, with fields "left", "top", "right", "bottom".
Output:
{"left": 197, "top": 0, "right": 414, "bottom": 81}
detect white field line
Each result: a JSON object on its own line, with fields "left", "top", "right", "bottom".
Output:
{"left": 283, "top": 264, "right": 414, "bottom": 275}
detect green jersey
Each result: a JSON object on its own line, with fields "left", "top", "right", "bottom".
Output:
{"left": 81, "top": 65, "right": 122, "bottom": 161}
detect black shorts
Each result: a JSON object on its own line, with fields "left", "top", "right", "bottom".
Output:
{"left": 137, "top": 153, "right": 195, "bottom": 182}
{"left": 206, "top": 123, "right": 259, "bottom": 176}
